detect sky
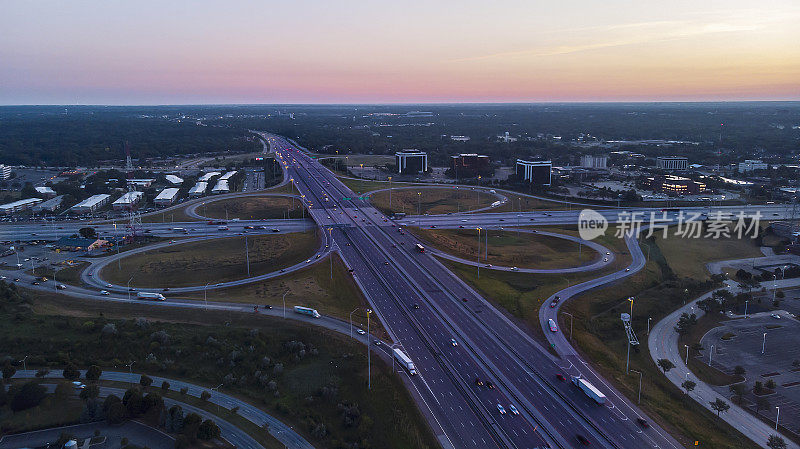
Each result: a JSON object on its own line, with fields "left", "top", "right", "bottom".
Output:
{"left": 1, "top": 0, "right": 799, "bottom": 104}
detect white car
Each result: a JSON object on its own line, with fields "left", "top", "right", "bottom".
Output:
{"left": 511, "top": 267, "right": 519, "bottom": 271}
{"left": 548, "top": 319, "right": 558, "bottom": 332}
{"left": 72, "top": 381, "right": 86, "bottom": 389}
{"left": 356, "top": 329, "right": 366, "bottom": 335}
{"left": 771, "top": 313, "right": 781, "bottom": 319}
{"left": 450, "top": 339, "right": 458, "bottom": 347}
{"left": 509, "top": 404, "right": 520, "bottom": 415}
{"left": 100, "top": 290, "right": 110, "bottom": 295}
{"left": 603, "top": 258, "right": 609, "bottom": 262}
{"left": 497, "top": 404, "right": 506, "bottom": 415}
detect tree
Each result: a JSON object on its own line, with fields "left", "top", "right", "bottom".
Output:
{"left": 197, "top": 419, "right": 221, "bottom": 441}
{"left": 161, "top": 380, "right": 170, "bottom": 391}
{"left": 139, "top": 374, "right": 153, "bottom": 387}
{"left": 681, "top": 380, "right": 696, "bottom": 394}
{"left": 62, "top": 363, "right": 80, "bottom": 381}
{"left": 766, "top": 379, "right": 776, "bottom": 390}
{"left": 767, "top": 435, "right": 787, "bottom": 449}
{"left": 657, "top": 359, "right": 675, "bottom": 373}
{"left": 754, "top": 381, "right": 764, "bottom": 395}
{"left": 183, "top": 413, "right": 203, "bottom": 440}
{"left": 79, "top": 385, "right": 100, "bottom": 400}
{"left": 200, "top": 390, "right": 211, "bottom": 401}
{"left": 35, "top": 368, "right": 50, "bottom": 378}
{"left": 734, "top": 365, "right": 746, "bottom": 377}
{"left": 106, "top": 401, "right": 127, "bottom": 424}
{"left": 10, "top": 381, "right": 47, "bottom": 411}
{"left": 691, "top": 343, "right": 704, "bottom": 355}
{"left": 674, "top": 313, "right": 697, "bottom": 335}
{"left": 86, "top": 365, "right": 102, "bottom": 382}
{"left": 710, "top": 398, "right": 730, "bottom": 416}
{"left": 729, "top": 383, "right": 746, "bottom": 403}
{"left": 79, "top": 227, "right": 97, "bottom": 239}
{"left": 2, "top": 363, "right": 16, "bottom": 380}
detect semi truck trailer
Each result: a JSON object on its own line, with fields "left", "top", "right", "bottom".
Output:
{"left": 571, "top": 375, "right": 606, "bottom": 405}
{"left": 393, "top": 348, "right": 417, "bottom": 375}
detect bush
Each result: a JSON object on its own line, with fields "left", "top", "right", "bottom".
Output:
{"left": 86, "top": 365, "right": 102, "bottom": 382}
{"left": 200, "top": 391, "right": 211, "bottom": 401}
{"left": 180, "top": 387, "right": 188, "bottom": 395}
{"left": 139, "top": 374, "right": 153, "bottom": 387}
{"left": 35, "top": 368, "right": 50, "bottom": 378}
{"left": 106, "top": 401, "right": 127, "bottom": 424}
{"left": 2, "top": 363, "right": 16, "bottom": 380}
{"left": 197, "top": 419, "right": 221, "bottom": 440}
{"left": 161, "top": 381, "right": 170, "bottom": 390}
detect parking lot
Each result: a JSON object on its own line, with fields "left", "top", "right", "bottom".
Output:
{"left": 701, "top": 312, "right": 800, "bottom": 434}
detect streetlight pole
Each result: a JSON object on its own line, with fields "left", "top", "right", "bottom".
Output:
{"left": 349, "top": 307, "right": 361, "bottom": 339}
{"left": 388, "top": 177, "right": 392, "bottom": 208}
{"left": 245, "top": 234, "right": 250, "bottom": 277}
{"left": 630, "top": 369, "right": 643, "bottom": 404}
{"left": 745, "top": 300, "right": 748, "bottom": 318}
{"left": 127, "top": 275, "right": 134, "bottom": 302}
{"left": 762, "top": 332, "right": 767, "bottom": 354}
{"left": 366, "top": 309, "right": 372, "bottom": 390}
{"left": 211, "top": 383, "right": 224, "bottom": 414}
{"left": 125, "top": 361, "right": 135, "bottom": 386}
{"left": 21, "top": 355, "right": 27, "bottom": 372}
{"left": 563, "top": 312, "right": 574, "bottom": 341}
{"left": 647, "top": 317, "right": 652, "bottom": 336}
{"left": 709, "top": 345, "right": 714, "bottom": 365}
{"left": 283, "top": 290, "right": 289, "bottom": 319}
{"left": 772, "top": 274, "right": 777, "bottom": 303}
{"left": 476, "top": 227, "right": 481, "bottom": 279}
{"left": 776, "top": 406, "right": 780, "bottom": 430}
{"left": 684, "top": 344, "right": 690, "bottom": 365}
{"left": 204, "top": 282, "right": 210, "bottom": 310}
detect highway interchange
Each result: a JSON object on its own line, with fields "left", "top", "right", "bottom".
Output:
{"left": 2, "top": 132, "right": 796, "bottom": 449}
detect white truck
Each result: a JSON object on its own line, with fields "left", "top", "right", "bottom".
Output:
{"left": 393, "top": 348, "right": 417, "bottom": 375}
{"left": 571, "top": 375, "right": 606, "bottom": 405}
{"left": 137, "top": 292, "right": 166, "bottom": 301}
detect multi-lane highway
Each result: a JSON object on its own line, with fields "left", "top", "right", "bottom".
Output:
{"left": 270, "top": 134, "right": 685, "bottom": 449}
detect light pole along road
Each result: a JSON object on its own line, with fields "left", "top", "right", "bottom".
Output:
{"left": 270, "top": 134, "right": 683, "bottom": 449}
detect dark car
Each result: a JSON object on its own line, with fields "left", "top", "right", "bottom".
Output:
{"left": 577, "top": 435, "right": 590, "bottom": 445}
{"left": 486, "top": 381, "right": 495, "bottom": 389}
{"left": 636, "top": 418, "right": 649, "bottom": 428}
{"left": 556, "top": 374, "right": 566, "bottom": 381}
{"left": 264, "top": 304, "right": 273, "bottom": 309}
{"left": 413, "top": 304, "right": 420, "bottom": 309}
{"left": 475, "top": 378, "right": 484, "bottom": 386}
{"left": 461, "top": 297, "right": 468, "bottom": 302}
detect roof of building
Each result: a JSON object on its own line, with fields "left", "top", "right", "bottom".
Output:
{"left": 73, "top": 194, "right": 111, "bottom": 209}
{"left": 165, "top": 174, "right": 184, "bottom": 184}
{"left": 113, "top": 191, "right": 144, "bottom": 205}
{"left": 0, "top": 198, "right": 43, "bottom": 210}
{"left": 189, "top": 181, "right": 208, "bottom": 193}
{"left": 35, "top": 186, "right": 56, "bottom": 194}
{"left": 219, "top": 171, "right": 238, "bottom": 180}
{"left": 198, "top": 172, "right": 221, "bottom": 182}
{"left": 211, "top": 180, "right": 230, "bottom": 192}
{"left": 155, "top": 188, "right": 180, "bottom": 200}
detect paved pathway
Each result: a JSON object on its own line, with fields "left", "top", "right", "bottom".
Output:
{"left": 0, "top": 421, "right": 173, "bottom": 449}
{"left": 648, "top": 255, "right": 800, "bottom": 449}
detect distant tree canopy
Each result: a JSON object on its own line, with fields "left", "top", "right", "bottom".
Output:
{"left": 0, "top": 107, "right": 258, "bottom": 167}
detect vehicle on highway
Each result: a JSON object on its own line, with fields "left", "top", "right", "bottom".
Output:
{"left": 556, "top": 373, "right": 565, "bottom": 381}
{"left": 511, "top": 266, "right": 519, "bottom": 271}
{"left": 496, "top": 404, "right": 506, "bottom": 414}
{"left": 486, "top": 381, "right": 495, "bottom": 389}
{"left": 636, "top": 418, "right": 649, "bottom": 428}
{"left": 771, "top": 313, "right": 781, "bottom": 319}
{"left": 413, "top": 303, "right": 420, "bottom": 309}
{"left": 72, "top": 381, "right": 86, "bottom": 389}
{"left": 475, "top": 378, "right": 484, "bottom": 386}
{"left": 100, "top": 290, "right": 109, "bottom": 295}
{"left": 571, "top": 375, "right": 607, "bottom": 404}
{"left": 356, "top": 328, "right": 366, "bottom": 335}
{"left": 393, "top": 348, "right": 417, "bottom": 375}
{"left": 450, "top": 338, "right": 458, "bottom": 346}
{"left": 415, "top": 244, "right": 425, "bottom": 254}
{"left": 548, "top": 319, "right": 558, "bottom": 332}
{"left": 217, "top": 226, "right": 229, "bottom": 231}
{"left": 508, "top": 404, "right": 519, "bottom": 415}
{"left": 293, "top": 306, "right": 321, "bottom": 318}
{"left": 271, "top": 228, "right": 280, "bottom": 232}
{"left": 576, "top": 434, "right": 590, "bottom": 445}
{"left": 137, "top": 292, "right": 166, "bottom": 301}
{"left": 550, "top": 298, "right": 559, "bottom": 308}
{"left": 56, "top": 284, "right": 66, "bottom": 290}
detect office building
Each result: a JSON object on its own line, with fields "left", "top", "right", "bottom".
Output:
{"left": 34, "top": 186, "right": 57, "bottom": 198}
{"left": 580, "top": 155, "right": 608, "bottom": 169}
{"left": 515, "top": 159, "right": 552, "bottom": 185}
{"left": 71, "top": 194, "right": 111, "bottom": 213}
{"left": 198, "top": 172, "right": 221, "bottom": 182}
{"left": 165, "top": 174, "right": 184, "bottom": 185}
{"left": 645, "top": 175, "right": 706, "bottom": 195}
{"left": 211, "top": 180, "right": 230, "bottom": 194}
{"left": 154, "top": 188, "right": 180, "bottom": 206}
{"left": 656, "top": 156, "right": 688, "bottom": 171}
{"left": 219, "top": 171, "right": 238, "bottom": 180}
{"left": 451, "top": 153, "right": 490, "bottom": 177}
{"left": 396, "top": 150, "right": 428, "bottom": 174}
{"left": 738, "top": 160, "right": 768, "bottom": 172}
{"left": 0, "top": 165, "right": 12, "bottom": 180}
{"left": 32, "top": 195, "right": 64, "bottom": 213}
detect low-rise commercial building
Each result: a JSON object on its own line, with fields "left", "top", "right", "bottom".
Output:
{"left": 165, "top": 174, "right": 184, "bottom": 185}
{"left": 515, "top": 159, "right": 552, "bottom": 185}
{"left": 34, "top": 186, "right": 57, "bottom": 198}
{"left": 71, "top": 194, "right": 111, "bottom": 213}
{"left": 0, "top": 198, "right": 43, "bottom": 215}
{"left": 0, "top": 164, "right": 12, "bottom": 180}
{"left": 32, "top": 195, "right": 64, "bottom": 213}
{"left": 128, "top": 178, "right": 155, "bottom": 188}
{"left": 211, "top": 180, "right": 230, "bottom": 194}
{"left": 395, "top": 150, "right": 428, "bottom": 174}
{"left": 219, "top": 171, "right": 238, "bottom": 180}
{"left": 198, "top": 172, "right": 221, "bottom": 182}
{"left": 112, "top": 191, "right": 144, "bottom": 210}
{"left": 154, "top": 188, "right": 180, "bottom": 206}
{"left": 189, "top": 181, "right": 208, "bottom": 197}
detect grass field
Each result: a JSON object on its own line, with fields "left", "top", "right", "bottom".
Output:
{"left": 8, "top": 286, "right": 437, "bottom": 449}
{"left": 410, "top": 227, "right": 594, "bottom": 269}
{"left": 337, "top": 177, "right": 420, "bottom": 195}
{"left": 488, "top": 191, "right": 576, "bottom": 212}
{"left": 200, "top": 195, "right": 305, "bottom": 220}
{"left": 654, "top": 224, "right": 763, "bottom": 280}
{"left": 28, "top": 261, "right": 88, "bottom": 286}
{"left": 0, "top": 394, "right": 84, "bottom": 434}
{"left": 369, "top": 187, "right": 496, "bottom": 215}
{"left": 100, "top": 231, "right": 319, "bottom": 288}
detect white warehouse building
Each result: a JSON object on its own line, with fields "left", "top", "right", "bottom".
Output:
{"left": 189, "top": 181, "right": 208, "bottom": 198}
{"left": 154, "top": 188, "right": 180, "bottom": 207}
{"left": 211, "top": 180, "right": 230, "bottom": 194}
{"left": 113, "top": 191, "right": 144, "bottom": 211}
{"left": 71, "top": 194, "right": 111, "bottom": 213}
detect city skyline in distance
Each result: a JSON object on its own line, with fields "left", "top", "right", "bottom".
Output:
{"left": 1, "top": 0, "right": 799, "bottom": 105}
